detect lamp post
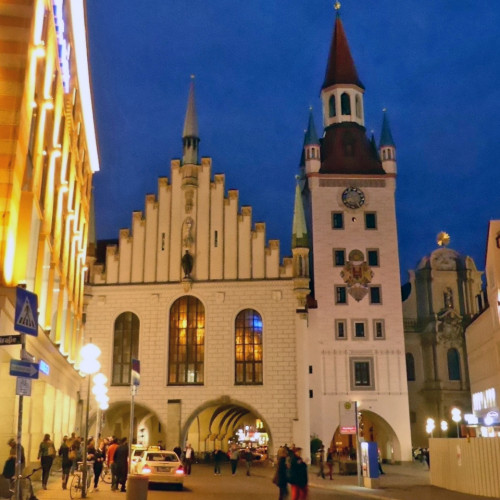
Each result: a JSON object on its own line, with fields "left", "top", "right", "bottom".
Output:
{"left": 426, "top": 418, "right": 435, "bottom": 438}
{"left": 92, "top": 373, "right": 109, "bottom": 439}
{"left": 440, "top": 420, "right": 448, "bottom": 436}
{"left": 80, "top": 343, "right": 101, "bottom": 498}
{"left": 451, "top": 408, "right": 462, "bottom": 438}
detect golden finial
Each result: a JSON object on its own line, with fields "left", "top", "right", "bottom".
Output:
{"left": 190, "top": 74, "right": 195, "bottom": 80}
{"left": 382, "top": 107, "right": 387, "bottom": 113}
{"left": 309, "top": 105, "right": 313, "bottom": 111}
{"left": 334, "top": 1, "right": 341, "bottom": 11}
{"left": 437, "top": 232, "right": 450, "bottom": 247}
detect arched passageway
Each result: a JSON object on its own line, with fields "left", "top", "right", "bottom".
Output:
{"left": 181, "top": 399, "right": 272, "bottom": 457}
{"left": 331, "top": 410, "right": 401, "bottom": 463}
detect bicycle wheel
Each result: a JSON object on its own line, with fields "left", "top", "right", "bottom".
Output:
{"left": 101, "top": 467, "right": 111, "bottom": 484}
{"left": 69, "top": 474, "right": 82, "bottom": 499}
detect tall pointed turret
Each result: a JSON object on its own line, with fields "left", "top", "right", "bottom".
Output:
{"left": 182, "top": 76, "right": 199, "bottom": 165}
{"left": 292, "top": 179, "right": 310, "bottom": 309}
{"left": 318, "top": 5, "right": 384, "bottom": 175}
{"left": 379, "top": 109, "right": 397, "bottom": 174}
{"left": 304, "top": 108, "right": 320, "bottom": 175}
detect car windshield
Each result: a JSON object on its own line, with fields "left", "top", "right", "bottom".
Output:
{"left": 146, "top": 453, "right": 177, "bottom": 462}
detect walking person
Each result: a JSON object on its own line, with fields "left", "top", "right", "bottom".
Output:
{"left": 93, "top": 439, "right": 106, "bottom": 491}
{"left": 38, "top": 433, "right": 56, "bottom": 490}
{"left": 113, "top": 437, "right": 129, "bottom": 493}
{"left": 229, "top": 443, "right": 239, "bottom": 475}
{"left": 213, "top": 447, "right": 224, "bottom": 475}
{"left": 59, "top": 436, "right": 72, "bottom": 489}
{"left": 288, "top": 447, "right": 308, "bottom": 500}
{"left": 107, "top": 437, "right": 119, "bottom": 491}
{"left": 244, "top": 447, "right": 253, "bottom": 476}
{"left": 7, "top": 438, "right": 25, "bottom": 474}
{"left": 326, "top": 446, "right": 334, "bottom": 480}
{"left": 316, "top": 446, "right": 325, "bottom": 479}
{"left": 273, "top": 447, "right": 289, "bottom": 500}
{"left": 183, "top": 443, "right": 194, "bottom": 475}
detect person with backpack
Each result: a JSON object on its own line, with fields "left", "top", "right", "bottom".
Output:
{"left": 38, "top": 433, "right": 56, "bottom": 490}
{"left": 59, "top": 436, "right": 72, "bottom": 489}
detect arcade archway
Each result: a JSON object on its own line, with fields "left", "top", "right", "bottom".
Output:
{"left": 181, "top": 398, "right": 272, "bottom": 456}
{"left": 332, "top": 410, "right": 401, "bottom": 463}
{"left": 89, "top": 401, "right": 164, "bottom": 446}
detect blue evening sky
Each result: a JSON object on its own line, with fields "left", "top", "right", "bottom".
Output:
{"left": 86, "top": 1, "right": 500, "bottom": 283}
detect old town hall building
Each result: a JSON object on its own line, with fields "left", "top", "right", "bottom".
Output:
{"left": 84, "top": 8, "right": 412, "bottom": 462}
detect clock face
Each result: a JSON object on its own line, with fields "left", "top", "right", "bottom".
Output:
{"left": 342, "top": 187, "right": 365, "bottom": 209}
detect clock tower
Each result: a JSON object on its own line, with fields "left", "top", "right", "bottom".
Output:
{"left": 304, "top": 6, "right": 412, "bottom": 462}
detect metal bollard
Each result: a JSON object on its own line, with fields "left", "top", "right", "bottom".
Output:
{"left": 126, "top": 475, "right": 149, "bottom": 500}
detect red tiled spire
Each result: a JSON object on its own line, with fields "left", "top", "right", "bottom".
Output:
{"left": 322, "top": 14, "right": 364, "bottom": 90}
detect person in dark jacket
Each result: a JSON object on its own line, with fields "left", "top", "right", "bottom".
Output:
{"left": 59, "top": 436, "right": 72, "bottom": 489}
{"left": 93, "top": 439, "right": 106, "bottom": 490}
{"left": 274, "top": 447, "right": 289, "bottom": 500}
{"left": 244, "top": 447, "right": 253, "bottom": 476}
{"left": 213, "top": 447, "right": 224, "bottom": 475}
{"left": 288, "top": 447, "right": 308, "bottom": 500}
{"left": 113, "top": 438, "right": 129, "bottom": 492}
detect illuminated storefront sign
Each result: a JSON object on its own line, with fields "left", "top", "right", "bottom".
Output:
{"left": 53, "top": 0, "right": 71, "bottom": 92}
{"left": 473, "top": 388, "right": 496, "bottom": 413}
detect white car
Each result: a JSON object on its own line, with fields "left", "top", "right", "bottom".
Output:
{"left": 135, "top": 449, "right": 184, "bottom": 489}
{"left": 130, "top": 445, "right": 147, "bottom": 474}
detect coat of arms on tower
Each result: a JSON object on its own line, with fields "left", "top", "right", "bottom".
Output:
{"left": 340, "top": 249, "right": 374, "bottom": 302}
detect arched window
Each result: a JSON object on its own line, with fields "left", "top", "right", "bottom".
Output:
{"left": 355, "top": 95, "right": 362, "bottom": 118}
{"left": 112, "top": 312, "right": 140, "bottom": 386}
{"left": 447, "top": 348, "right": 461, "bottom": 381}
{"left": 341, "top": 93, "right": 351, "bottom": 115}
{"left": 168, "top": 296, "right": 205, "bottom": 385}
{"left": 406, "top": 352, "right": 415, "bottom": 381}
{"left": 329, "top": 95, "right": 336, "bottom": 117}
{"left": 235, "top": 309, "right": 263, "bottom": 385}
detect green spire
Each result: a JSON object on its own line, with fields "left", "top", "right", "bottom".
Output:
{"left": 304, "top": 107, "right": 319, "bottom": 145}
{"left": 292, "top": 179, "right": 309, "bottom": 249}
{"left": 182, "top": 75, "right": 200, "bottom": 164}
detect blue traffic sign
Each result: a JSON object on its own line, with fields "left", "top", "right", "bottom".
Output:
{"left": 9, "top": 359, "right": 39, "bottom": 379}
{"left": 15, "top": 287, "right": 38, "bottom": 336}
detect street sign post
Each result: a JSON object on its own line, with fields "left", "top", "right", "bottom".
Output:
{"left": 14, "top": 287, "right": 38, "bottom": 336}
{"left": 9, "top": 359, "right": 39, "bottom": 379}
{"left": 16, "top": 377, "right": 32, "bottom": 397}
{"left": 0, "top": 334, "right": 21, "bottom": 346}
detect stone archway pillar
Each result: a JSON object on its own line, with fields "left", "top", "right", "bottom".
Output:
{"left": 166, "top": 399, "right": 181, "bottom": 450}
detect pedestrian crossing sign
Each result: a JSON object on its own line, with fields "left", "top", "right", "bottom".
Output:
{"left": 15, "top": 287, "right": 38, "bottom": 336}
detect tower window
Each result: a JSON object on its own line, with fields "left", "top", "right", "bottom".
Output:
{"left": 112, "top": 312, "right": 140, "bottom": 386}
{"left": 341, "top": 92, "right": 351, "bottom": 115}
{"left": 447, "top": 348, "right": 461, "bottom": 381}
{"left": 333, "top": 249, "right": 346, "bottom": 266}
{"left": 335, "top": 319, "right": 347, "bottom": 340}
{"left": 235, "top": 309, "right": 263, "bottom": 385}
{"left": 373, "top": 320, "right": 385, "bottom": 339}
{"left": 332, "top": 212, "right": 344, "bottom": 229}
{"left": 367, "top": 249, "right": 379, "bottom": 266}
{"left": 365, "top": 212, "right": 377, "bottom": 229}
{"left": 350, "top": 357, "right": 374, "bottom": 390}
{"left": 329, "top": 95, "right": 336, "bottom": 117}
{"left": 335, "top": 286, "right": 347, "bottom": 304}
{"left": 369, "top": 286, "right": 382, "bottom": 304}
{"left": 353, "top": 321, "right": 366, "bottom": 338}
{"left": 355, "top": 95, "right": 362, "bottom": 118}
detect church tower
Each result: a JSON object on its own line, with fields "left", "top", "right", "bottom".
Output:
{"left": 305, "top": 4, "right": 412, "bottom": 461}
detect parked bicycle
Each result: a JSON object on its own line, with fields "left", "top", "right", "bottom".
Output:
{"left": 8, "top": 467, "right": 41, "bottom": 500}
{"left": 69, "top": 462, "right": 94, "bottom": 499}
{"left": 100, "top": 462, "right": 111, "bottom": 484}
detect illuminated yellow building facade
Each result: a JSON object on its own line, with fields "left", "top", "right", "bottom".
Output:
{"left": 0, "top": 0, "right": 99, "bottom": 464}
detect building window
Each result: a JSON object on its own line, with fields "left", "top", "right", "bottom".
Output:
{"left": 350, "top": 357, "right": 374, "bottom": 390}
{"left": 112, "top": 312, "right": 140, "bottom": 386}
{"left": 447, "top": 348, "right": 461, "bottom": 381}
{"left": 309, "top": 390, "right": 314, "bottom": 398}
{"left": 369, "top": 286, "right": 382, "bottom": 304}
{"left": 333, "top": 249, "right": 346, "bottom": 266}
{"left": 309, "top": 365, "right": 313, "bottom": 374}
{"left": 341, "top": 92, "right": 351, "bottom": 115}
{"left": 335, "top": 319, "right": 347, "bottom": 340}
{"left": 367, "top": 249, "right": 379, "bottom": 267}
{"left": 168, "top": 296, "right": 205, "bottom": 385}
{"left": 373, "top": 320, "right": 385, "bottom": 339}
{"left": 355, "top": 95, "right": 362, "bottom": 118}
{"left": 406, "top": 353, "right": 416, "bottom": 381}
{"left": 235, "top": 309, "right": 263, "bottom": 385}
{"left": 353, "top": 321, "right": 366, "bottom": 339}
{"left": 335, "top": 286, "right": 347, "bottom": 304}
{"left": 332, "top": 212, "right": 344, "bottom": 229}
{"left": 365, "top": 212, "right": 377, "bottom": 229}
{"left": 329, "top": 95, "right": 336, "bottom": 117}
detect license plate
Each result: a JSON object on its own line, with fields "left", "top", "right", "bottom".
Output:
{"left": 156, "top": 466, "right": 171, "bottom": 472}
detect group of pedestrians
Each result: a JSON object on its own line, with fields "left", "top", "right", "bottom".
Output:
{"left": 273, "top": 445, "right": 309, "bottom": 500}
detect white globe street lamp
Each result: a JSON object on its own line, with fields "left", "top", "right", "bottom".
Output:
{"left": 426, "top": 418, "right": 435, "bottom": 438}
{"left": 440, "top": 420, "right": 448, "bottom": 435}
{"left": 451, "top": 408, "right": 462, "bottom": 438}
